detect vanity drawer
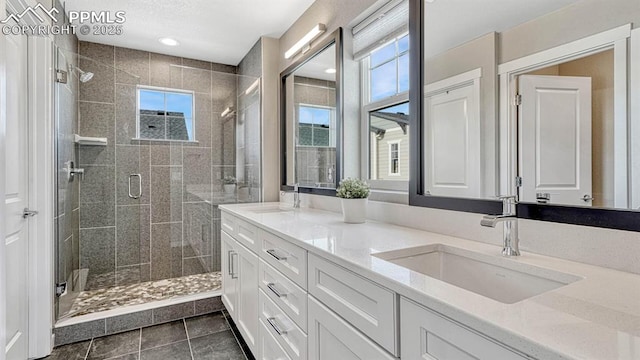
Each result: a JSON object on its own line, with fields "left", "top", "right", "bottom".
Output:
{"left": 221, "top": 212, "right": 237, "bottom": 236}
{"left": 236, "top": 217, "right": 261, "bottom": 253}
{"left": 307, "top": 254, "right": 398, "bottom": 356}
{"left": 401, "top": 297, "right": 530, "bottom": 360}
{"left": 260, "top": 230, "right": 307, "bottom": 289}
{"left": 259, "top": 319, "right": 292, "bottom": 360}
{"left": 259, "top": 289, "right": 307, "bottom": 360}
{"left": 259, "top": 259, "right": 308, "bottom": 331}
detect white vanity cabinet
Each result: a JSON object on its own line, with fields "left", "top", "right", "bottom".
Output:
{"left": 400, "top": 298, "right": 531, "bottom": 360}
{"left": 221, "top": 221, "right": 259, "bottom": 355}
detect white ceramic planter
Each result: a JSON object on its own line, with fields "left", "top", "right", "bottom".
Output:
{"left": 223, "top": 184, "right": 236, "bottom": 194}
{"left": 340, "top": 198, "right": 368, "bottom": 224}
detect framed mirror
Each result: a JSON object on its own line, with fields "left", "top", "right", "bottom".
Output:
{"left": 281, "top": 29, "right": 343, "bottom": 194}
{"left": 410, "top": 0, "right": 640, "bottom": 231}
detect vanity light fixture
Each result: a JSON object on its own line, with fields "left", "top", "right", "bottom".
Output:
{"left": 245, "top": 78, "right": 260, "bottom": 95}
{"left": 325, "top": 68, "right": 336, "bottom": 74}
{"left": 159, "top": 37, "right": 179, "bottom": 46}
{"left": 284, "top": 23, "right": 326, "bottom": 59}
{"left": 221, "top": 107, "right": 234, "bottom": 117}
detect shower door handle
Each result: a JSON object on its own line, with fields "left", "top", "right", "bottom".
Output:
{"left": 128, "top": 174, "right": 142, "bottom": 199}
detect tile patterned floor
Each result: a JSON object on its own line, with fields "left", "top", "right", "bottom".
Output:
{"left": 44, "top": 311, "right": 250, "bottom": 360}
{"left": 62, "top": 273, "right": 222, "bottom": 318}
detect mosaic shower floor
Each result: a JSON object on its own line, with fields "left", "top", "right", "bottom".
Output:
{"left": 62, "top": 272, "right": 222, "bottom": 318}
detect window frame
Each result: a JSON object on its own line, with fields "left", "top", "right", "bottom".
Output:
{"left": 135, "top": 85, "right": 196, "bottom": 142}
{"left": 360, "top": 34, "right": 410, "bottom": 192}
{"left": 296, "top": 103, "right": 336, "bottom": 148}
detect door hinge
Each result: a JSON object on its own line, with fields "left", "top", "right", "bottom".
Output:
{"left": 55, "top": 282, "right": 67, "bottom": 297}
{"left": 56, "top": 70, "right": 68, "bottom": 84}
{"left": 515, "top": 176, "right": 523, "bottom": 188}
{"left": 514, "top": 94, "right": 522, "bottom": 106}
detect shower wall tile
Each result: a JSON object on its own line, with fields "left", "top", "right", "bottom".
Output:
{"left": 194, "top": 94, "right": 212, "bottom": 146}
{"left": 80, "top": 227, "right": 116, "bottom": 275}
{"left": 150, "top": 166, "right": 183, "bottom": 223}
{"left": 183, "top": 202, "right": 213, "bottom": 258}
{"left": 183, "top": 58, "right": 211, "bottom": 71}
{"left": 80, "top": 202, "right": 116, "bottom": 228}
{"left": 150, "top": 222, "right": 182, "bottom": 281}
{"left": 152, "top": 302, "right": 194, "bottom": 324}
{"left": 183, "top": 256, "right": 210, "bottom": 276}
{"left": 116, "top": 205, "right": 151, "bottom": 267}
{"left": 150, "top": 53, "right": 182, "bottom": 88}
{"left": 115, "top": 84, "right": 138, "bottom": 144}
{"left": 72, "top": 208, "right": 80, "bottom": 270}
{"left": 116, "top": 263, "right": 151, "bottom": 286}
{"left": 211, "top": 72, "right": 237, "bottom": 109}
{"left": 78, "top": 101, "right": 116, "bottom": 165}
{"left": 194, "top": 297, "right": 224, "bottom": 316}
{"left": 106, "top": 310, "right": 153, "bottom": 335}
{"left": 79, "top": 42, "right": 115, "bottom": 103}
{"left": 79, "top": 165, "right": 115, "bottom": 228}
{"left": 183, "top": 67, "right": 211, "bottom": 94}
{"left": 115, "top": 46, "right": 150, "bottom": 85}
{"left": 211, "top": 63, "right": 237, "bottom": 74}
{"left": 183, "top": 147, "right": 212, "bottom": 202}
{"left": 238, "top": 39, "right": 262, "bottom": 79}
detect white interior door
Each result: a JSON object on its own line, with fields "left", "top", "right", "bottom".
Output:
{"left": 424, "top": 83, "right": 481, "bottom": 197}
{"left": 4, "top": 32, "right": 29, "bottom": 360}
{"left": 518, "top": 75, "right": 592, "bottom": 206}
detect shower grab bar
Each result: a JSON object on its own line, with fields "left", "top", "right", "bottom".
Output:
{"left": 128, "top": 174, "right": 142, "bottom": 199}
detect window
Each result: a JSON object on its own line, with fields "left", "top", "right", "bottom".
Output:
{"left": 389, "top": 142, "right": 400, "bottom": 175}
{"left": 297, "top": 105, "right": 336, "bottom": 147}
{"left": 369, "top": 102, "right": 409, "bottom": 181}
{"left": 369, "top": 34, "right": 410, "bottom": 102}
{"left": 137, "top": 86, "right": 194, "bottom": 141}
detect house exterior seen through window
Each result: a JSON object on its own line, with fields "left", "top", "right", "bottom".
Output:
{"left": 297, "top": 105, "right": 335, "bottom": 147}
{"left": 137, "top": 86, "right": 195, "bottom": 141}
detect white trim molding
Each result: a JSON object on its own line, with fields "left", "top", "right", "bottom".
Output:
{"left": 0, "top": 0, "right": 8, "bottom": 359}
{"left": 424, "top": 67, "right": 482, "bottom": 95}
{"left": 631, "top": 28, "right": 640, "bottom": 209}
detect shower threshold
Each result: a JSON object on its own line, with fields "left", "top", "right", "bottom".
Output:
{"left": 59, "top": 272, "right": 222, "bottom": 320}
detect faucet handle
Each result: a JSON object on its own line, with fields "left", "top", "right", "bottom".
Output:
{"left": 293, "top": 183, "right": 299, "bottom": 192}
{"left": 497, "top": 195, "right": 517, "bottom": 204}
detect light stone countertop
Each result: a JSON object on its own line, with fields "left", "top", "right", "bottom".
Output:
{"left": 220, "top": 202, "right": 640, "bottom": 360}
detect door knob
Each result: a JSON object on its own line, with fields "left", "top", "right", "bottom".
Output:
{"left": 582, "top": 195, "right": 594, "bottom": 202}
{"left": 23, "top": 208, "right": 39, "bottom": 218}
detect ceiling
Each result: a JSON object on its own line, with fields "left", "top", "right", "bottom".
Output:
{"left": 424, "top": 0, "right": 581, "bottom": 58}
{"left": 63, "top": 0, "right": 316, "bottom": 65}
{"left": 293, "top": 43, "right": 336, "bottom": 81}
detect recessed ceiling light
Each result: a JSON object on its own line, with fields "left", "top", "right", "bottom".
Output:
{"left": 159, "top": 37, "right": 179, "bottom": 46}
{"left": 325, "top": 68, "right": 337, "bottom": 74}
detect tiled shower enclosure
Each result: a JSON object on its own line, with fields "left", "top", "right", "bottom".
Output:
{"left": 55, "top": 39, "right": 262, "bottom": 319}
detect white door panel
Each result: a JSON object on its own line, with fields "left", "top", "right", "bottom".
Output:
{"left": 425, "top": 83, "right": 481, "bottom": 197}
{"left": 519, "top": 75, "right": 592, "bottom": 206}
{"left": 4, "top": 32, "right": 29, "bottom": 360}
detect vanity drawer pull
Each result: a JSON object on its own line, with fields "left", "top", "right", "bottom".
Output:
{"left": 267, "top": 317, "right": 287, "bottom": 336}
{"left": 267, "top": 249, "right": 288, "bottom": 261}
{"left": 267, "top": 282, "right": 287, "bottom": 298}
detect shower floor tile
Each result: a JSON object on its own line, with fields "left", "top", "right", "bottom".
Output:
{"left": 63, "top": 272, "right": 222, "bottom": 318}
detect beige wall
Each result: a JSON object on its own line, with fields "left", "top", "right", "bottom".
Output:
{"left": 500, "top": 0, "right": 640, "bottom": 63}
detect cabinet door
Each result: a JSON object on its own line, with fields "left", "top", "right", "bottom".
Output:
{"left": 308, "top": 297, "right": 395, "bottom": 360}
{"left": 401, "top": 298, "right": 530, "bottom": 360}
{"left": 237, "top": 240, "right": 260, "bottom": 356}
{"left": 221, "top": 232, "right": 239, "bottom": 320}
{"left": 259, "top": 319, "right": 293, "bottom": 360}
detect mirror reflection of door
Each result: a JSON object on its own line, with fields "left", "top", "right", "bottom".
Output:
{"left": 517, "top": 49, "right": 614, "bottom": 208}
{"left": 424, "top": 70, "right": 482, "bottom": 198}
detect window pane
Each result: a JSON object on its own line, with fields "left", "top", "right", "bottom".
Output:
{"left": 139, "top": 90, "right": 164, "bottom": 112}
{"left": 166, "top": 93, "right": 193, "bottom": 119}
{"left": 369, "top": 102, "right": 409, "bottom": 180}
{"left": 137, "top": 88, "right": 194, "bottom": 141}
{"left": 398, "top": 35, "right": 409, "bottom": 54}
{"left": 398, "top": 53, "right": 410, "bottom": 93}
{"left": 371, "top": 60, "right": 398, "bottom": 102}
{"left": 371, "top": 42, "right": 396, "bottom": 68}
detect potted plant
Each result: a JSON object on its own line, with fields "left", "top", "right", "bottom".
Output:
{"left": 336, "top": 178, "right": 370, "bottom": 224}
{"left": 223, "top": 175, "right": 237, "bottom": 194}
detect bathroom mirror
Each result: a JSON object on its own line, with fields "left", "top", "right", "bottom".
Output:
{"left": 281, "top": 29, "right": 343, "bottom": 193}
{"left": 410, "top": 0, "right": 640, "bottom": 230}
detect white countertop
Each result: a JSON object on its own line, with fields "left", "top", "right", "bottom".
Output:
{"left": 220, "top": 202, "right": 640, "bottom": 360}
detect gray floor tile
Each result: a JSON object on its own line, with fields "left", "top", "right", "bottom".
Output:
{"left": 190, "top": 331, "right": 245, "bottom": 360}
{"left": 140, "top": 340, "right": 192, "bottom": 360}
{"left": 44, "top": 340, "right": 92, "bottom": 360}
{"left": 87, "top": 329, "right": 140, "bottom": 359}
{"left": 105, "top": 353, "right": 139, "bottom": 360}
{"left": 186, "top": 312, "right": 229, "bottom": 339}
{"left": 140, "top": 320, "right": 187, "bottom": 350}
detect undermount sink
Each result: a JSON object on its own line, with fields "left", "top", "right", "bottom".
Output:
{"left": 374, "top": 244, "right": 582, "bottom": 304}
{"left": 246, "top": 206, "right": 295, "bottom": 214}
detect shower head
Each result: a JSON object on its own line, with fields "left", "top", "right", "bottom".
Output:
{"left": 77, "top": 68, "right": 94, "bottom": 83}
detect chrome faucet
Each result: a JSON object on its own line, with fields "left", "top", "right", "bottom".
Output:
{"left": 481, "top": 195, "right": 520, "bottom": 257}
{"left": 286, "top": 183, "right": 300, "bottom": 209}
